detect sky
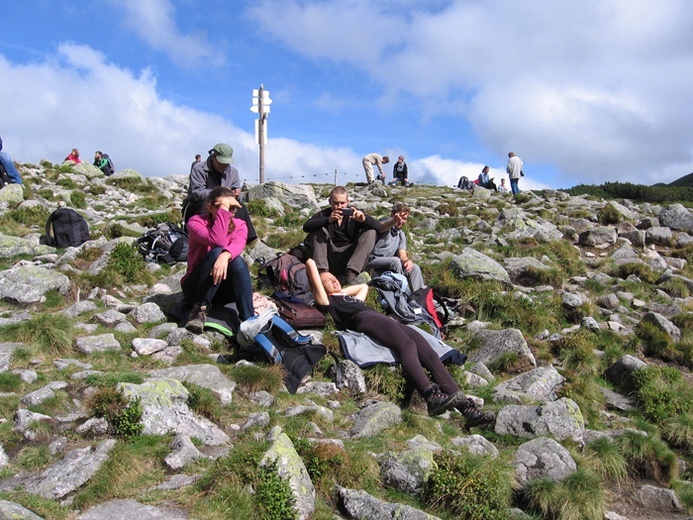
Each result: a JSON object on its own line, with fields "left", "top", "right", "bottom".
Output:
{"left": 1, "top": 0, "right": 692, "bottom": 190}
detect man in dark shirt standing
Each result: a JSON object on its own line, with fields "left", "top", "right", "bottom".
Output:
{"left": 303, "top": 186, "right": 397, "bottom": 285}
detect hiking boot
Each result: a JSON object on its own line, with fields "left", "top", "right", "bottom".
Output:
{"left": 458, "top": 397, "right": 496, "bottom": 427}
{"left": 345, "top": 271, "right": 359, "bottom": 285}
{"left": 185, "top": 303, "right": 208, "bottom": 334}
{"left": 426, "top": 386, "right": 464, "bottom": 417}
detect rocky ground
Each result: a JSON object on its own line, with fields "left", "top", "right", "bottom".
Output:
{"left": 0, "top": 160, "right": 688, "bottom": 519}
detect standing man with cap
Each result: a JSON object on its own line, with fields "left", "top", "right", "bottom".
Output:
{"left": 182, "top": 143, "right": 257, "bottom": 244}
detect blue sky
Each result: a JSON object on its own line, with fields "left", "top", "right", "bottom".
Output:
{"left": 1, "top": 0, "right": 692, "bottom": 190}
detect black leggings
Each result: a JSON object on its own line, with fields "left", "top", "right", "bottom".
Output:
{"left": 352, "top": 310, "right": 460, "bottom": 396}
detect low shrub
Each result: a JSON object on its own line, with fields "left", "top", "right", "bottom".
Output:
{"left": 582, "top": 437, "right": 629, "bottom": 485}
{"left": 598, "top": 203, "right": 622, "bottom": 225}
{"left": 523, "top": 468, "right": 605, "bottom": 520}
{"left": 422, "top": 450, "right": 513, "bottom": 520}
{"left": 616, "top": 428, "right": 679, "bottom": 484}
{"left": 86, "top": 387, "right": 144, "bottom": 439}
{"left": 632, "top": 365, "right": 692, "bottom": 424}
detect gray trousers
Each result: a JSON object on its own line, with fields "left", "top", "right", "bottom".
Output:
{"left": 306, "top": 228, "right": 376, "bottom": 275}
{"left": 370, "top": 256, "right": 425, "bottom": 292}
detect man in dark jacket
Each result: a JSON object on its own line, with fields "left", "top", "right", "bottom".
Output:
{"left": 181, "top": 143, "right": 256, "bottom": 244}
{"left": 303, "top": 186, "right": 397, "bottom": 285}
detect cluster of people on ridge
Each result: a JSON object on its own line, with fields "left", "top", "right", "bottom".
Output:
{"left": 179, "top": 142, "right": 495, "bottom": 426}
{"left": 457, "top": 152, "right": 524, "bottom": 196}
{"left": 361, "top": 153, "right": 414, "bottom": 187}
{"left": 361, "top": 151, "right": 523, "bottom": 194}
{"left": 62, "top": 148, "right": 115, "bottom": 176}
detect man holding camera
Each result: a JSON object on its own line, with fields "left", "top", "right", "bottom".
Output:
{"left": 303, "top": 186, "right": 398, "bottom": 285}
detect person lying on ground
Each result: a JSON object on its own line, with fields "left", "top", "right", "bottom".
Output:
{"left": 306, "top": 257, "right": 495, "bottom": 424}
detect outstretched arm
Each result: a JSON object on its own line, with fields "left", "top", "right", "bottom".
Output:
{"left": 306, "top": 259, "right": 330, "bottom": 306}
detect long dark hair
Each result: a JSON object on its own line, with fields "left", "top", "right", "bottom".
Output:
{"left": 207, "top": 186, "right": 237, "bottom": 233}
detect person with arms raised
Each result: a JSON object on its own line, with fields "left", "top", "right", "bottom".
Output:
{"left": 305, "top": 257, "right": 496, "bottom": 424}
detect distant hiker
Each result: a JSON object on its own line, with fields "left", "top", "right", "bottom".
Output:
{"left": 362, "top": 153, "right": 389, "bottom": 184}
{"left": 477, "top": 166, "right": 497, "bottom": 191}
{"left": 0, "top": 136, "right": 23, "bottom": 185}
{"left": 190, "top": 153, "right": 201, "bottom": 173}
{"left": 506, "top": 151, "right": 523, "bottom": 196}
{"left": 391, "top": 155, "right": 411, "bottom": 186}
{"left": 181, "top": 186, "right": 254, "bottom": 334}
{"left": 181, "top": 143, "right": 257, "bottom": 244}
{"left": 498, "top": 178, "right": 508, "bottom": 193}
{"left": 64, "top": 148, "right": 81, "bottom": 164}
{"left": 93, "top": 151, "right": 114, "bottom": 176}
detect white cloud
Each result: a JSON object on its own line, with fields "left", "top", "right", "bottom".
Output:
{"left": 110, "top": 0, "right": 222, "bottom": 68}
{"left": 247, "top": 0, "right": 693, "bottom": 185}
{"left": 0, "top": 44, "right": 247, "bottom": 177}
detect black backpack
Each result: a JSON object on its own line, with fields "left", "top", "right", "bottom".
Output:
{"left": 136, "top": 222, "right": 188, "bottom": 265}
{"left": 241, "top": 314, "right": 327, "bottom": 394}
{"left": 44, "top": 208, "right": 90, "bottom": 248}
{"left": 259, "top": 253, "right": 314, "bottom": 304}
{"left": 102, "top": 153, "right": 115, "bottom": 175}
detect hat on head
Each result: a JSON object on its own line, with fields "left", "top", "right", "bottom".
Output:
{"left": 209, "top": 143, "right": 234, "bottom": 164}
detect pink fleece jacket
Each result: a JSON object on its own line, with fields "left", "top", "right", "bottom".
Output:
{"left": 181, "top": 208, "right": 248, "bottom": 286}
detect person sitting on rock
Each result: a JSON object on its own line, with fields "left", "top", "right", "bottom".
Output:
{"left": 181, "top": 186, "right": 254, "bottom": 334}
{"left": 64, "top": 148, "right": 81, "bottom": 164}
{"left": 306, "top": 257, "right": 496, "bottom": 424}
{"left": 0, "top": 136, "right": 23, "bottom": 185}
{"left": 303, "top": 185, "right": 398, "bottom": 286}
{"left": 390, "top": 155, "right": 411, "bottom": 187}
{"left": 370, "top": 202, "right": 425, "bottom": 291}
{"left": 477, "top": 166, "right": 497, "bottom": 191}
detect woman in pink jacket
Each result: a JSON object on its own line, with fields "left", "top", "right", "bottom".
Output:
{"left": 181, "top": 186, "right": 254, "bottom": 333}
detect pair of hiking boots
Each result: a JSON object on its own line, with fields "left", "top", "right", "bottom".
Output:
{"left": 425, "top": 385, "right": 496, "bottom": 427}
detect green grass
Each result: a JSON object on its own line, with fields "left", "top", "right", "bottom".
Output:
{"left": 0, "top": 313, "right": 74, "bottom": 355}
{"left": 422, "top": 450, "right": 514, "bottom": 520}
{"left": 71, "top": 436, "right": 170, "bottom": 510}
{"left": 523, "top": 468, "right": 604, "bottom": 520}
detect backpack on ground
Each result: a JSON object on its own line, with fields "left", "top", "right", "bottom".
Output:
{"left": 457, "top": 176, "right": 474, "bottom": 190}
{"left": 102, "top": 153, "right": 115, "bottom": 175}
{"left": 409, "top": 287, "right": 449, "bottom": 331}
{"left": 273, "top": 293, "right": 326, "bottom": 329}
{"left": 259, "top": 253, "right": 314, "bottom": 305}
{"left": 369, "top": 273, "right": 443, "bottom": 338}
{"left": 136, "top": 222, "right": 188, "bottom": 265}
{"left": 239, "top": 312, "right": 327, "bottom": 393}
{"left": 44, "top": 207, "right": 90, "bottom": 248}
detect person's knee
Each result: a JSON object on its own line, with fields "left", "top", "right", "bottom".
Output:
{"left": 227, "top": 254, "right": 250, "bottom": 275}
{"left": 205, "top": 246, "right": 224, "bottom": 262}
